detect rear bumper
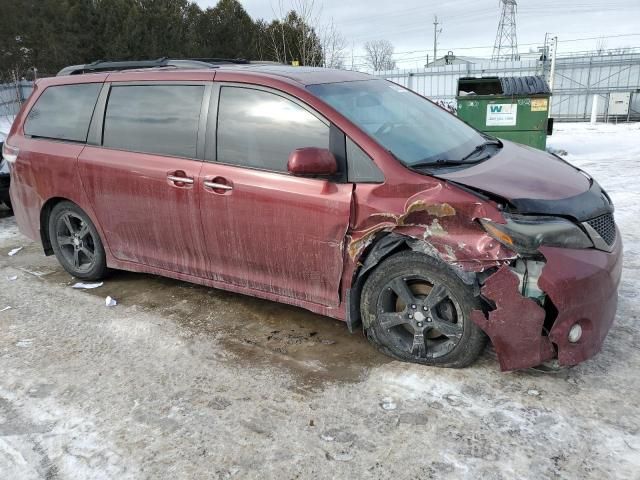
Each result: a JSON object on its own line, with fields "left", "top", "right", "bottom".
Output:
{"left": 472, "top": 232, "right": 623, "bottom": 371}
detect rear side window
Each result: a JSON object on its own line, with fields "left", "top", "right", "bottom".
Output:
{"left": 216, "top": 87, "right": 329, "bottom": 172}
{"left": 24, "top": 84, "right": 101, "bottom": 142}
{"left": 103, "top": 85, "right": 204, "bottom": 158}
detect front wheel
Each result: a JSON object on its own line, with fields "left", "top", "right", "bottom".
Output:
{"left": 48, "top": 202, "right": 107, "bottom": 280}
{"left": 360, "top": 251, "right": 486, "bottom": 368}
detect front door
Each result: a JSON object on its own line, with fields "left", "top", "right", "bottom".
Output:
{"left": 79, "top": 83, "right": 209, "bottom": 276}
{"left": 198, "top": 85, "right": 353, "bottom": 307}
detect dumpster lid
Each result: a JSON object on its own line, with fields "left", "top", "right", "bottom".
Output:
{"left": 458, "top": 76, "right": 551, "bottom": 96}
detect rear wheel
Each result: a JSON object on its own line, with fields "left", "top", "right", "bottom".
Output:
{"left": 48, "top": 202, "right": 107, "bottom": 280}
{"left": 360, "top": 251, "right": 486, "bottom": 368}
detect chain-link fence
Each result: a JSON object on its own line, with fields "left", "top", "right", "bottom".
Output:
{"left": 0, "top": 80, "right": 33, "bottom": 119}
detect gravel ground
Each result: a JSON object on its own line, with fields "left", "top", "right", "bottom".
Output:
{"left": 1, "top": 123, "right": 639, "bottom": 479}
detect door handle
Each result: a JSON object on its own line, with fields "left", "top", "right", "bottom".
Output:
{"left": 167, "top": 175, "right": 194, "bottom": 185}
{"left": 203, "top": 181, "right": 233, "bottom": 191}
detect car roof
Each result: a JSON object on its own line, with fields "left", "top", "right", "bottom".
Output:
{"left": 213, "top": 64, "right": 373, "bottom": 86}
{"left": 49, "top": 63, "right": 375, "bottom": 87}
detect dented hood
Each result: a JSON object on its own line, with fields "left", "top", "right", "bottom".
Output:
{"left": 436, "top": 140, "right": 590, "bottom": 201}
{"left": 434, "top": 140, "right": 612, "bottom": 222}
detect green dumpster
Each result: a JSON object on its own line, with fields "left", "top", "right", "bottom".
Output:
{"left": 456, "top": 76, "right": 553, "bottom": 150}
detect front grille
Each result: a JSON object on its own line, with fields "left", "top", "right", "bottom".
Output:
{"left": 587, "top": 213, "right": 616, "bottom": 246}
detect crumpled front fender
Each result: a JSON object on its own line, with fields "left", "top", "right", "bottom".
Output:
{"left": 470, "top": 235, "right": 622, "bottom": 371}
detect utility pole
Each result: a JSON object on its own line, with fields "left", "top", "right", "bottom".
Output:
{"left": 548, "top": 36, "right": 558, "bottom": 117}
{"left": 433, "top": 15, "right": 441, "bottom": 64}
{"left": 548, "top": 36, "right": 558, "bottom": 92}
{"left": 350, "top": 41, "right": 354, "bottom": 71}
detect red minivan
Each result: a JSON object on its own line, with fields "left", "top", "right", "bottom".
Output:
{"left": 3, "top": 63, "right": 622, "bottom": 371}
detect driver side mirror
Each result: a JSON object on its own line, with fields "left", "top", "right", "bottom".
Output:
{"left": 287, "top": 148, "right": 337, "bottom": 177}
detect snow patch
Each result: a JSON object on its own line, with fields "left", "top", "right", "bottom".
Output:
{"left": 0, "top": 115, "right": 14, "bottom": 142}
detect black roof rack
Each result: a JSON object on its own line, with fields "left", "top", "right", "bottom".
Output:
{"left": 56, "top": 57, "right": 253, "bottom": 76}
{"left": 58, "top": 58, "right": 170, "bottom": 76}
{"left": 187, "top": 57, "right": 250, "bottom": 64}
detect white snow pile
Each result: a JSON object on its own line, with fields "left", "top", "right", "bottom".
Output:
{"left": 547, "top": 122, "right": 640, "bottom": 245}
{"left": 548, "top": 122, "right": 640, "bottom": 159}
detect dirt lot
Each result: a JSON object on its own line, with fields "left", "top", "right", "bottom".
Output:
{"left": 1, "top": 124, "right": 639, "bottom": 479}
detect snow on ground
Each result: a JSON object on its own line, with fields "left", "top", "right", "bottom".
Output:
{"left": 0, "top": 116, "right": 14, "bottom": 142}
{"left": 0, "top": 122, "right": 639, "bottom": 479}
{"left": 548, "top": 122, "right": 640, "bottom": 255}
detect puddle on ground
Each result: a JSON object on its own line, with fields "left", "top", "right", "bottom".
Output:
{"left": 10, "top": 250, "right": 391, "bottom": 390}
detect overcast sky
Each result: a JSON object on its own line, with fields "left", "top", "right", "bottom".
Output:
{"left": 195, "top": 0, "right": 640, "bottom": 68}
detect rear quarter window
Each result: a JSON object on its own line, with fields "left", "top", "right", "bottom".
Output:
{"left": 24, "top": 83, "right": 102, "bottom": 142}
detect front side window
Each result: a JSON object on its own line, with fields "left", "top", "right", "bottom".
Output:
{"left": 103, "top": 85, "right": 204, "bottom": 158}
{"left": 25, "top": 83, "right": 101, "bottom": 142}
{"left": 216, "top": 87, "right": 329, "bottom": 172}
{"left": 308, "top": 80, "right": 486, "bottom": 167}
{"left": 346, "top": 138, "right": 384, "bottom": 183}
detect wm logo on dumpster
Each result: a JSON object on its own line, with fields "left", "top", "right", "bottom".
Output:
{"left": 486, "top": 103, "right": 517, "bottom": 126}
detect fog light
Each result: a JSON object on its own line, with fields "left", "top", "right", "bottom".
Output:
{"left": 568, "top": 324, "right": 583, "bottom": 343}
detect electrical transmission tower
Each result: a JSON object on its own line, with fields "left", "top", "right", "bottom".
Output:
{"left": 492, "top": 0, "right": 519, "bottom": 61}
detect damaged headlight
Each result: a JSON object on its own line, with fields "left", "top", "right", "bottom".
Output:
{"left": 480, "top": 214, "right": 593, "bottom": 254}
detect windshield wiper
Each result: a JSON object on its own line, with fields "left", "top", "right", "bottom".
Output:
{"left": 460, "top": 139, "right": 502, "bottom": 162}
{"left": 410, "top": 157, "right": 487, "bottom": 170}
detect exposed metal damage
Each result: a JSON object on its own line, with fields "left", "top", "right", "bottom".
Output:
{"left": 470, "top": 265, "right": 556, "bottom": 372}
{"left": 346, "top": 184, "right": 579, "bottom": 371}
{"left": 347, "top": 184, "right": 516, "bottom": 270}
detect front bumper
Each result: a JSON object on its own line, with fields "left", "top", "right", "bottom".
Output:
{"left": 539, "top": 232, "right": 623, "bottom": 366}
{"left": 471, "top": 231, "right": 623, "bottom": 371}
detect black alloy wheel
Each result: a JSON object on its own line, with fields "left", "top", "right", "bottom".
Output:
{"left": 49, "top": 202, "right": 107, "bottom": 280}
{"left": 376, "top": 274, "right": 464, "bottom": 360}
{"left": 361, "top": 251, "right": 486, "bottom": 368}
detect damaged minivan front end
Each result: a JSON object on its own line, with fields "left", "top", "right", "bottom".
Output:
{"left": 346, "top": 141, "right": 622, "bottom": 372}
{"left": 441, "top": 145, "right": 623, "bottom": 371}
{"left": 310, "top": 77, "right": 622, "bottom": 371}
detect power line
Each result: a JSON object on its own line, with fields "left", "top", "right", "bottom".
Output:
{"left": 349, "top": 32, "right": 640, "bottom": 60}
{"left": 343, "top": 4, "right": 640, "bottom": 43}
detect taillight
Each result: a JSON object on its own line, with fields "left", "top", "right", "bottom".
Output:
{"left": 2, "top": 143, "right": 19, "bottom": 164}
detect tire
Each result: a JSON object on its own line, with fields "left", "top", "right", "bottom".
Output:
{"left": 3, "top": 198, "right": 11, "bottom": 211}
{"left": 48, "top": 201, "right": 107, "bottom": 281}
{"left": 360, "top": 250, "right": 486, "bottom": 368}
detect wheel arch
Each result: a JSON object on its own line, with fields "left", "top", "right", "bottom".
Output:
{"left": 40, "top": 197, "right": 71, "bottom": 255}
{"left": 346, "top": 232, "right": 485, "bottom": 333}
{"left": 346, "top": 233, "right": 411, "bottom": 333}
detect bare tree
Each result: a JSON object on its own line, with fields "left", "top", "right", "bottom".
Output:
{"left": 269, "top": 0, "right": 289, "bottom": 64}
{"left": 0, "top": 37, "right": 34, "bottom": 133}
{"left": 269, "top": 0, "right": 324, "bottom": 66}
{"left": 294, "top": 0, "right": 322, "bottom": 66}
{"left": 268, "top": 0, "right": 347, "bottom": 68}
{"left": 595, "top": 37, "right": 607, "bottom": 55}
{"left": 364, "top": 40, "right": 396, "bottom": 71}
{"left": 320, "top": 19, "right": 346, "bottom": 68}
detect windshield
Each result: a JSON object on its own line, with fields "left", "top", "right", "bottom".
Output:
{"left": 308, "top": 79, "right": 486, "bottom": 167}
